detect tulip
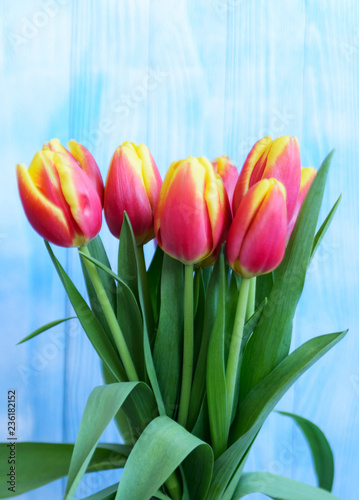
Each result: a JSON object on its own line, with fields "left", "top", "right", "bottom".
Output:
{"left": 226, "top": 178, "right": 287, "bottom": 278}
{"left": 287, "top": 167, "right": 317, "bottom": 240}
{"left": 212, "top": 155, "right": 238, "bottom": 208}
{"left": 154, "top": 156, "right": 232, "bottom": 266}
{"left": 232, "top": 136, "right": 301, "bottom": 222}
{"left": 104, "top": 142, "right": 162, "bottom": 245}
{"left": 16, "top": 140, "right": 103, "bottom": 247}
{"left": 43, "top": 138, "right": 104, "bottom": 205}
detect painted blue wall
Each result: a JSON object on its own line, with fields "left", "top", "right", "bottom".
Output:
{"left": 1, "top": 1, "right": 358, "bottom": 498}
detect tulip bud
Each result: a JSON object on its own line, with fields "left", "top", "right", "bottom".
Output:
{"left": 226, "top": 178, "right": 287, "bottom": 278}
{"left": 212, "top": 155, "right": 238, "bottom": 209}
{"left": 232, "top": 136, "right": 301, "bottom": 222}
{"left": 43, "top": 138, "right": 104, "bottom": 205}
{"left": 287, "top": 167, "right": 317, "bottom": 240}
{"left": 16, "top": 141, "right": 103, "bottom": 247}
{"left": 104, "top": 142, "right": 162, "bottom": 245}
{"left": 154, "top": 157, "right": 232, "bottom": 265}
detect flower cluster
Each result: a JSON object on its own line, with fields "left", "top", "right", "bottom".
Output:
{"left": 16, "top": 135, "right": 315, "bottom": 277}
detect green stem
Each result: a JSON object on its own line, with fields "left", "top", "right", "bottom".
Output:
{"left": 245, "top": 277, "right": 256, "bottom": 321}
{"left": 225, "top": 277, "right": 250, "bottom": 429}
{"left": 137, "top": 245, "right": 155, "bottom": 341}
{"left": 177, "top": 264, "right": 194, "bottom": 428}
{"left": 165, "top": 472, "right": 182, "bottom": 500}
{"left": 80, "top": 246, "right": 138, "bottom": 382}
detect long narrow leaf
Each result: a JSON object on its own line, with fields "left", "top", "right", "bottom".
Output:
{"left": 84, "top": 236, "right": 117, "bottom": 311}
{"left": 311, "top": 194, "right": 342, "bottom": 259}
{"left": 80, "top": 237, "right": 118, "bottom": 351}
{"left": 206, "top": 330, "right": 347, "bottom": 499}
{"left": 207, "top": 253, "right": 227, "bottom": 458}
{"left": 233, "top": 472, "right": 340, "bottom": 499}
{"left": 0, "top": 443, "right": 129, "bottom": 499}
{"left": 188, "top": 258, "right": 221, "bottom": 429}
{"left": 64, "top": 382, "right": 156, "bottom": 500}
{"left": 17, "top": 317, "right": 75, "bottom": 344}
{"left": 120, "top": 214, "right": 166, "bottom": 415}
{"left": 115, "top": 416, "right": 213, "bottom": 500}
{"left": 82, "top": 483, "right": 119, "bottom": 500}
{"left": 147, "top": 244, "right": 164, "bottom": 325}
{"left": 240, "top": 151, "right": 335, "bottom": 400}
{"left": 277, "top": 411, "right": 334, "bottom": 491}
{"left": 153, "top": 254, "right": 184, "bottom": 417}
{"left": 79, "top": 250, "right": 146, "bottom": 381}
{"left": 45, "top": 242, "right": 126, "bottom": 382}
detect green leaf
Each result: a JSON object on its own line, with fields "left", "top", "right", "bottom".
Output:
{"left": 115, "top": 416, "right": 213, "bottom": 500}
{"left": 83, "top": 484, "right": 172, "bottom": 500}
{"left": 64, "top": 382, "right": 157, "bottom": 500}
{"left": 152, "top": 492, "right": 172, "bottom": 500}
{"left": 207, "top": 253, "right": 227, "bottom": 458}
{"left": 101, "top": 363, "right": 136, "bottom": 445}
{"left": 79, "top": 250, "right": 146, "bottom": 381}
{"left": 191, "top": 395, "right": 211, "bottom": 444}
{"left": 86, "top": 236, "right": 117, "bottom": 311}
{"left": 117, "top": 214, "right": 139, "bottom": 302}
{"left": 17, "top": 317, "right": 76, "bottom": 344}
{"left": 240, "top": 151, "right": 335, "bottom": 400}
{"left": 255, "top": 272, "right": 274, "bottom": 310}
{"left": 0, "top": 443, "right": 129, "bottom": 499}
{"left": 116, "top": 284, "right": 145, "bottom": 381}
{"left": 206, "top": 330, "right": 347, "bottom": 500}
{"left": 80, "top": 236, "right": 117, "bottom": 348}
{"left": 188, "top": 258, "right": 221, "bottom": 429}
{"left": 120, "top": 214, "right": 166, "bottom": 415}
{"left": 153, "top": 254, "right": 184, "bottom": 417}
{"left": 228, "top": 298, "right": 267, "bottom": 423}
{"left": 277, "top": 411, "right": 334, "bottom": 491}
{"left": 224, "top": 272, "right": 239, "bottom": 363}
{"left": 232, "top": 472, "right": 340, "bottom": 499}
{"left": 193, "top": 269, "right": 206, "bottom": 367}
{"left": 147, "top": 244, "right": 164, "bottom": 325}
{"left": 311, "top": 194, "right": 342, "bottom": 259}
{"left": 45, "top": 242, "right": 126, "bottom": 382}
{"left": 82, "top": 483, "right": 119, "bottom": 500}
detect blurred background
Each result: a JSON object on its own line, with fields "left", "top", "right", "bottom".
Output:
{"left": 1, "top": 1, "right": 358, "bottom": 498}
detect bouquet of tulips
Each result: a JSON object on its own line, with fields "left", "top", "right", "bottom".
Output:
{"left": 5, "top": 135, "right": 346, "bottom": 500}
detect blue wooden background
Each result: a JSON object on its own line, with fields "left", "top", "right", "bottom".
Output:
{"left": 1, "top": 1, "right": 358, "bottom": 498}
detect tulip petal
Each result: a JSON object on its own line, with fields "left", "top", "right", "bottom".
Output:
{"left": 156, "top": 159, "right": 212, "bottom": 265}
{"left": 240, "top": 182, "right": 287, "bottom": 277}
{"left": 68, "top": 139, "right": 104, "bottom": 205}
{"left": 212, "top": 155, "right": 239, "bottom": 208}
{"left": 16, "top": 162, "right": 75, "bottom": 247}
{"left": 43, "top": 138, "right": 69, "bottom": 156}
{"left": 232, "top": 136, "right": 272, "bottom": 214}
{"left": 260, "top": 136, "right": 301, "bottom": 222}
{"left": 226, "top": 179, "right": 287, "bottom": 278}
{"left": 104, "top": 145, "right": 154, "bottom": 244}
{"left": 287, "top": 166, "right": 317, "bottom": 240}
{"left": 53, "top": 152, "right": 102, "bottom": 243}
{"left": 134, "top": 143, "right": 162, "bottom": 212}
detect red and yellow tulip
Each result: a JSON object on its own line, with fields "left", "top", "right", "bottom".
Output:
{"left": 154, "top": 157, "right": 231, "bottom": 265}
{"left": 104, "top": 142, "right": 162, "bottom": 245}
{"left": 287, "top": 167, "right": 317, "bottom": 240}
{"left": 212, "top": 155, "right": 238, "bottom": 209}
{"left": 232, "top": 136, "right": 301, "bottom": 222}
{"left": 226, "top": 178, "right": 287, "bottom": 278}
{"left": 16, "top": 139, "right": 103, "bottom": 247}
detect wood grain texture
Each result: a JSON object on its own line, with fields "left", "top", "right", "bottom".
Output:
{"left": 1, "top": 0, "right": 358, "bottom": 498}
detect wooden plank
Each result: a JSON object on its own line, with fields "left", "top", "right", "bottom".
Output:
{"left": 1, "top": 1, "right": 74, "bottom": 498}
{"left": 293, "top": 2, "right": 359, "bottom": 498}
{"left": 221, "top": 1, "right": 306, "bottom": 489}
{"left": 63, "top": 0, "right": 152, "bottom": 496}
